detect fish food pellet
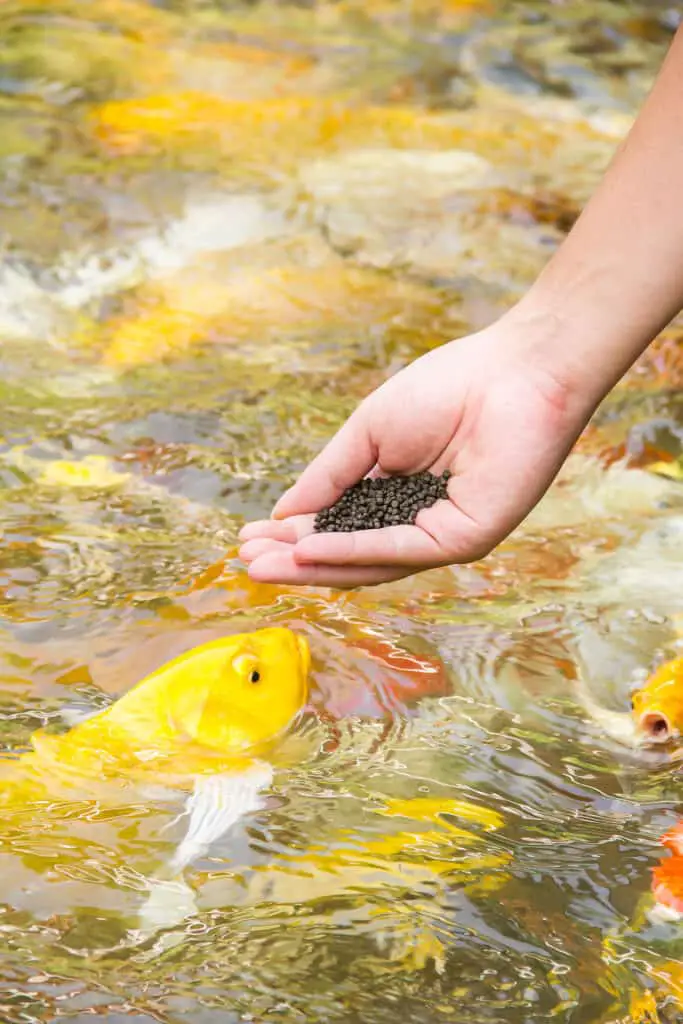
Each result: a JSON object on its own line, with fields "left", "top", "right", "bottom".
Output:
{"left": 314, "top": 470, "right": 451, "bottom": 533}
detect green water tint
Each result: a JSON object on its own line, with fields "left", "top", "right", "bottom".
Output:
{"left": 1, "top": 0, "right": 683, "bottom": 1020}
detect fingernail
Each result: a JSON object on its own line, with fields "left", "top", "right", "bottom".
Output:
{"left": 271, "top": 490, "right": 293, "bottom": 519}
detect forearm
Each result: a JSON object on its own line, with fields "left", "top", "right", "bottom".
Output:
{"left": 507, "top": 25, "right": 683, "bottom": 403}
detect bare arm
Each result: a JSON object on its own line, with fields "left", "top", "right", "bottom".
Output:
{"left": 514, "top": 24, "right": 683, "bottom": 401}
{"left": 239, "top": 27, "right": 683, "bottom": 589}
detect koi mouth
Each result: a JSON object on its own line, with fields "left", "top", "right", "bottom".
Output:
{"left": 637, "top": 710, "right": 675, "bottom": 744}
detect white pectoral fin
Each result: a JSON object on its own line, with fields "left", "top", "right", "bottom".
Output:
{"left": 169, "top": 762, "right": 273, "bottom": 875}
{"left": 137, "top": 763, "right": 273, "bottom": 937}
{"left": 137, "top": 876, "right": 200, "bottom": 936}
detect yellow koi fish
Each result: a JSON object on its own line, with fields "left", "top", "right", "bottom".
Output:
{"left": 576, "top": 654, "right": 683, "bottom": 750}
{"left": 1, "top": 627, "right": 310, "bottom": 925}
{"left": 1, "top": 625, "right": 509, "bottom": 950}
{"left": 630, "top": 656, "right": 683, "bottom": 746}
{"left": 629, "top": 658, "right": 683, "bottom": 927}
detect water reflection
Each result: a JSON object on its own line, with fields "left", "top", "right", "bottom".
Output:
{"left": 1, "top": 0, "right": 683, "bottom": 1021}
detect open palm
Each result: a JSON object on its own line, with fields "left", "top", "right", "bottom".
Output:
{"left": 239, "top": 325, "right": 597, "bottom": 588}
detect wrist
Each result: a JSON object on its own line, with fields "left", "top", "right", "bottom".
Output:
{"left": 500, "top": 280, "right": 657, "bottom": 409}
{"left": 483, "top": 24, "right": 683, "bottom": 414}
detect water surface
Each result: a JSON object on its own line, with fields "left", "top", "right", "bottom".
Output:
{"left": 1, "top": 1, "right": 683, "bottom": 1021}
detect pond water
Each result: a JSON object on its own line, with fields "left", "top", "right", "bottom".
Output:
{"left": 1, "top": 1, "right": 683, "bottom": 1021}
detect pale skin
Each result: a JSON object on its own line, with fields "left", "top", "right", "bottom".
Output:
{"left": 240, "top": 27, "right": 683, "bottom": 589}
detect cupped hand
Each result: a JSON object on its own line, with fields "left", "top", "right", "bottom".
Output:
{"left": 238, "top": 318, "right": 598, "bottom": 588}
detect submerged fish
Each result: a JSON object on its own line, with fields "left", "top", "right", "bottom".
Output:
{"left": 628, "top": 660, "right": 683, "bottom": 929}
{"left": 576, "top": 654, "right": 683, "bottom": 939}
{"left": 652, "top": 823, "right": 683, "bottom": 919}
{"left": 1, "top": 627, "right": 310, "bottom": 925}
{"left": 197, "top": 793, "right": 511, "bottom": 976}
{"left": 601, "top": 822, "right": 683, "bottom": 1023}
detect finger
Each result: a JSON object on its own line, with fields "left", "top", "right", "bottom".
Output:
{"left": 247, "top": 549, "right": 410, "bottom": 589}
{"left": 292, "top": 522, "right": 445, "bottom": 568}
{"left": 272, "top": 409, "right": 376, "bottom": 520}
{"left": 239, "top": 515, "right": 316, "bottom": 543}
{"left": 291, "top": 496, "right": 488, "bottom": 568}
{"left": 239, "top": 538, "right": 293, "bottom": 563}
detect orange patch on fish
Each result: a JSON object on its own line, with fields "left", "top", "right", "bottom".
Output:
{"left": 313, "top": 633, "right": 450, "bottom": 719}
{"left": 652, "top": 824, "right": 683, "bottom": 915}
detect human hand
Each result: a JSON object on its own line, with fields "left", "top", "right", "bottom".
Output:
{"left": 239, "top": 23, "right": 683, "bottom": 588}
{"left": 238, "top": 313, "right": 601, "bottom": 588}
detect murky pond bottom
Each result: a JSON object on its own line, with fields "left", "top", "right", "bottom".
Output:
{"left": 1, "top": 1, "right": 683, "bottom": 1021}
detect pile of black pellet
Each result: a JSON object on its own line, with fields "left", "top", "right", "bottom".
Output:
{"left": 314, "top": 470, "right": 451, "bottom": 533}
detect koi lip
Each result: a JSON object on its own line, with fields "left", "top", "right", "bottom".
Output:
{"left": 637, "top": 710, "right": 677, "bottom": 744}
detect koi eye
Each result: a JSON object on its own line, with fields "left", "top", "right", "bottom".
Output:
{"left": 250, "top": 670, "right": 261, "bottom": 684}
{"left": 630, "top": 697, "right": 635, "bottom": 710}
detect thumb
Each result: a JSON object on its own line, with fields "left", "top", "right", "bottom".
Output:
{"left": 272, "top": 407, "right": 377, "bottom": 519}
